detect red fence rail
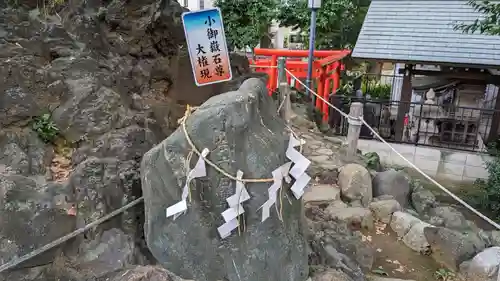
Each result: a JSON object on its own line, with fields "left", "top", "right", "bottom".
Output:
{"left": 248, "top": 48, "right": 351, "bottom": 123}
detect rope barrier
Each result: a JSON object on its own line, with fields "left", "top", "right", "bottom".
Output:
{"left": 280, "top": 67, "right": 500, "bottom": 230}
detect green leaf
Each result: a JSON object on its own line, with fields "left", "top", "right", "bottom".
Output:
{"left": 455, "top": 0, "right": 500, "bottom": 35}
{"left": 371, "top": 268, "right": 388, "bottom": 276}
{"left": 214, "top": 0, "right": 279, "bottom": 50}
{"left": 276, "top": 0, "right": 370, "bottom": 49}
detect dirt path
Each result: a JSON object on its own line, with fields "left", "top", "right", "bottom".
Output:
{"left": 364, "top": 221, "right": 442, "bottom": 281}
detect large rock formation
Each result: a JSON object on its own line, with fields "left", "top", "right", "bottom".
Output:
{"left": 141, "top": 78, "right": 309, "bottom": 281}
{"left": 0, "top": 0, "right": 253, "bottom": 279}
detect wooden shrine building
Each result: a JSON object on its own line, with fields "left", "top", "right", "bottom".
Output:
{"left": 352, "top": 0, "right": 500, "bottom": 151}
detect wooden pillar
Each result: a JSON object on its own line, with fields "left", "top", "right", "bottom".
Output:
{"left": 394, "top": 64, "right": 413, "bottom": 141}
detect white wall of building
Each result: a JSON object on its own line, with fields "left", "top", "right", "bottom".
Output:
{"left": 181, "top": 0, "right": 214, "bottom": 11}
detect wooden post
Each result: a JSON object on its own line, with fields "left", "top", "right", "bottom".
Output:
{"left": 277, "top": 57, "right": 292, "bottom": 122}
{"left": 346, "top": 102, "right": 364, "bottom": 160}
{"left": 394, "top": 65, "right": 413, "bottom": 141}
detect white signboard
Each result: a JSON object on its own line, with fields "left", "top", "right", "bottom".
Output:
{"left": 182, "top": 8, "right": 233, "bottom": 87}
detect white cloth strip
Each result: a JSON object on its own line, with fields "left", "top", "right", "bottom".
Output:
{"left": 260, "top": 162, "right": 292, "bottom": 222}
{"left": 285, "top": 133, "right": 311, "bottom": 199}
{"left": 166, "top": 148, "right": 210, "bottom": 218}
{"left": 218, "top": 170, "right": 251, "bottom": 238}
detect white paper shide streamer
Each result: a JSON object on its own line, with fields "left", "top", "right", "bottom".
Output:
{"left": 217, "top": 170, "right": 250, "bottom": 239}
{"left": 260, "top": 162, "right": 292, "bottom": 222}
{"left": 166, "top": 148, "right": 210, "bottom": 219}
{"left": 286, "top": 133, "right": 311, "bottom": 199}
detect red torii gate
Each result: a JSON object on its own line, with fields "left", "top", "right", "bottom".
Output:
{"left": 249, "top": 48, "right": 351, "bottom": 122}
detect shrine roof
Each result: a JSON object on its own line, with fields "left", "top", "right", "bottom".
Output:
{"left": 352, "top": 0, "right": 500, "bottom": 69}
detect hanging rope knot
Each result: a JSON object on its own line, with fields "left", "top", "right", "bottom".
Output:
{"left": 178, "top": 105, "right": 199, "bottom": 125}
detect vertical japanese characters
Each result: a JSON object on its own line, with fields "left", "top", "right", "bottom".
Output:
{"left": 182, "top": 8, "right": 232, "bottom": 86}
{"left": 195, "top": 15, "right": 225, "bottom": 80}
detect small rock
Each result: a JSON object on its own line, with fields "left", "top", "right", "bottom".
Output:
{"left": 373, "top": 195, "right": 395, "bottom": 201}
{"left": 367, "top": 277, "right": 415, "bottom": 281}
{"left": 403, "top": 208, "right": 420, "bottom": 218}
{"left": 430, "top": 206, "right": 468, "bottom": 231}
{"left": 428, "top": 216, "right": 445, "bottom": 227}
{"left": 328, "top": 200, "right": 349, "bottom": 209}
{"left": 402, "top": 222, "right": 432, "bottom": 254}
{"left": 303, "top": 185, "right": 341, "bottom": 205}
{"left": 369, "top": 199, "right": 401, "bottom": 224}
{"left": 466, "top": 220, "right": 480, "bottom": 232}
{"left": 350, "top": 200, "right": 364, "bottom": 208}
{"left": 312, "top": 269, "right": 356, "bottom": 281}
{"left": 338, "top": 164, "right": 372, "bottom": 207}
{"left": 326, "top": 206, "right": 374, "bottom": 231}
{"left": 410, "top": 185, "right": 437, "bottom": 214}
{"left": 99, "top": 265, "right": 189, "bottom": 281}
{"left": 316, "top": 148, "right": 334, "bottom": 156}
{"left": 459, "top": 246, "right": 500, "bottom": 281}
{"left": 424, "top": 227, "right": 487, "bottom": 271}
{"left": 308, "top": 219, "right": 373, "bottom": 280}
{"left": 487, "top": 231, "right": 500, "bottom": 246}
{"left": 390, "top": 212, "right": 422, "bottom": 238}
{"left": 372, "top": 170, "right": 410, "bottom": 207}
{"left": 72, "top": 228, "right": 139, "bottom": 279}
{"left": 310, "top": 155, "right": 331, "bottom": 164}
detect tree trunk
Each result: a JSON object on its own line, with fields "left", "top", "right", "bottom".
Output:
{"left": 259, "top": 33, "right": 272, "bottom": 48}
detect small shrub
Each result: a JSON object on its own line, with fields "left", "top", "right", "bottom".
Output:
{"left": 362, "top": 80, "right": 391, "bottom": 100}
{"left": 434, "top": 268, "right": 455, "bottom": 281}
{"left": 467, "top": 154, "right": 500, "bottom": 221}
{"left": 363, "top": 151, "right": 381, "bottom": 170}
{"left": 32, "top": 113, "right": 60, "bottom": 143}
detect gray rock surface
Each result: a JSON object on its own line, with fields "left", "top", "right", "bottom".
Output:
{"left": 372, "top": 170, "right": 410, "bottom": 207}
{"left": 141, "top": 79, "right": 308, "bottom": 281}
{"left": 402, "top": 221, "right": 432, "bottom": 254}
{"left": 459, "top": 246, "right": 500, "bottom": 281}
{"left": 367, "top": 277, "right": 415, "bottom": 281}
{"left": 424, "top": 227, "right": 487, "bottom": 270}
{"left": 312, "top": 269, "right": 357, "bottom": 281}
{"left": 307, "top": 218, "right": 371, "bottom": 281}
{"left": 0, "top": 175, "right": 76, "bottom": 268}
{"left": 390, "top": 211, "right": 422, "bottom": 238}
{"left": 68, "top": 157, "right": 142, "bottom": 239}
{"left": 483, "top": 231, "right": 500, "bottom": 247}
{"left": 369, "top": 199, "right": 401, "bottom": 224}
{"left": 338, "top": 164, "right": 372, "bottom": 207}
{"left": 98, "top": 265, "right": 190, "bottom": 281}
{"left": 0, "top": 0, "right": 255, "bottom": 279}
{"left": 303, "top": 184, "right": 341, "bottom": 205}
{"left": 410, "top": 185, "right": 437, "bottom": 215}
{"left": 68, "top": 228, "right": 141, "bottom": 279}
{"left": 325, "top": 206, "right": 374, "bottom": 231}
{"left": 0, "top": 129, "right": 53, "bottom": 176}
{"left": 429, "top": 206, "right": 469, "bottom": 231}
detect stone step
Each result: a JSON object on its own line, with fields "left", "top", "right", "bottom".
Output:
{"left": 303, "top": 184, "right": 341, "bottom": 205}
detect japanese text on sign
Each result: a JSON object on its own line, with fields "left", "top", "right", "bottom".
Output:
{"left": 182, "top": 8, "right": 232, "bottom": 86}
